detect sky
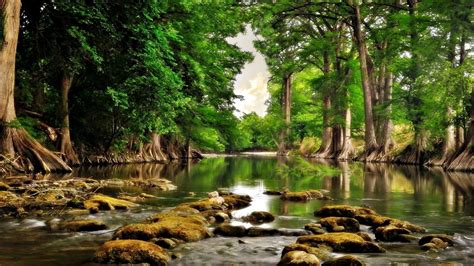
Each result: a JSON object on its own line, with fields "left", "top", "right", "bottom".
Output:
{"left": 227, "top": 25, "right": 270, "bottom": 117}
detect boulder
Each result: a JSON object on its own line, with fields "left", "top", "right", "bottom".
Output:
{"left": 247, "top": 227, "right": 280, "bottom": 237}
{"left": 314, "top": 205, "right": 376, "bottom": 218}
{"left": 419, "top": 234, "right": 454, "bottom": 246}
{"left": 305, "top": 223, "right": 325, "bottom": 234}
{"left": 322, "top": 255, "right": 365, "bottom": 266}
{"left": 282, "top": 243, "right": 331, "bottom": 261}
{"left": 296, "top": 233, "right": 385, "bottom": 253}
{"left": 56, "top": 219, "right": 107, "bottom": 232}
{"left": 320, "top": 217, "right": 360, "bottom": 232}
{"left": 84, "top": 194, "right": 137, "bottom": 211}
{"left": 242, "top": 211, "right": 275, "bottom": 224}
{"left": 354, "top": 214, "right": 426, "bottom": 233}
{"left": 420, "top": 237, "right": 449, "bottom": 251}
{"left": 214, "top": 224, "right": 247, "bottom": 237}
{"left": 114, "top": 213, "right": 210, "bottom": 242}
{"left": 374, "top": 225, "right": 412, "bottom": 242}
{"left": 281, "top": 190, "right": 327, "bottom": 201}
{"left": 355, "top": 232, "right": 372, "bottom": 242}
{"left": 278, "top": 251, "right": 320, "bottom": 266}
{"left": 93, "top": 240, "right": 170, "bottom": 265}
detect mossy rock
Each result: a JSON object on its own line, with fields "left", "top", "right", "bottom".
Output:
{"left": 84, "top": 194, "right": 137, "bottom": 211}
{"left": 281, "top": 190, "right": 326, "bottom": 201}
{"left": 247, "top": 227, "right": 280, "bottom": 237}
{"left": 0, "top": 182, "right": 10, "bottom": 191}
{"left": 242, "top": 211, "right": 275, "bottom": 224}
{"left": 305, "top": 223, "right": 325, "bottom": 234}
{"left": 419, "top": 234, "right": 454, "bottom": 246}
{"left": 282, "top": 243, "right": 332, "bottom": 261}
{"left": 151, "top": 237, "right": 177, "bottom": 249}
{"left": 322, "top": 255, "right": 365, "bottom": 266}
{"left": 222, "top": 194, "right": 252, "bottom": 209}
{"left": 93, "top": 240, "right": 170, "bottom": 265}
{"left": 315, "top": 205, "right": 376, "bottom": 218}
{"left": 278, "top": 250, "right": 320, "bottom": 266}
{"left": 420, "top": 237, "right": 449, "bottom": 251}
{"left": 114, "top": 213, "right": 211, "bottom": 242}
{"left": 355, "top": 232, "right": 372, "bottom": 242}
{"left": 355, "top": 214, "right": 426, "bottom": 233}
{"left": 35, "top": 189, "right": 66, "bottom": 206}
{"left": 374, "top": 225, "right": 412, "bottom": 242}
{"left": 320, "top": 217, "right": 360, "bottom": 232}
{"left": 297, "top": 233, "right": 385, "bottom": 253}
{"left": 214, "top": 224, "right": 247, "bottom": 237}
{"left": 264, "top": 190, "right": 283, "bottom": 195}
{"left": 57, "top": 219, "right": 107, "bottom": 232}
{"left": 0, "top": 191, "right": 25, "bottom": 215}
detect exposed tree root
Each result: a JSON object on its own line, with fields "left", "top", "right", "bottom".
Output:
{"left": 448, "top": 144, "right": 474, "bottom": 171}
{"left": 1, "top": 127, "right": 71, "bottom": 173}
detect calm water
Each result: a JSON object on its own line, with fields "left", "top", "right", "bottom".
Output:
{"left": 0, "top": 156, "right": 473, "bottom": 265}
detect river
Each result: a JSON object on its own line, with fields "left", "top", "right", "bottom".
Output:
{"left": 0, "top": 155, "right": 473, "bottom": 265}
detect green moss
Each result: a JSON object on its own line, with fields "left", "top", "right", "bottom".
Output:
{"left": 314, "top": 205, "right": 377, "bottom": 218}
{"left": 94, "top": 240, "right": 170, "bottom": 265}
{"left": 84, "top": 194, "right": 137, "bottom": 211}
{"left": 296, "top": 233, "right": 385, "bottom": 253}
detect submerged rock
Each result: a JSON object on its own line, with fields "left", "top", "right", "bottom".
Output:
{"left": 94, "top": 240, "right": 170, "bottom": 265}
{"left": 84, "top": 194, "right": 137, "bottom": 211}
{"left": 322, "top": 255, "right": 365, "bottom": 266}
{"left": 419, "top": 234, "right": 454, "bottom": 246}
{"left": 56, "top": 219, "right": 107, "bottom": 232}
{"left": 320, "top": 217, "right": 360, "bottom": 232}
{"left": 214, "top": 224, "right": 247, "bottom": 237}
{"left": 242, "top": 211, "right": 275, "bottom": 224}
{"left": 296, "top": 233, "right": 385, "bottom": 253}
{"left": 314, "top": 205, "right": 376, "bottom": 218}
{"left": 281, "top": 190, "right": 328, "bottom": 201}
{"left": 264, "top": 190, "right": 283, "bottom": 196}
{"left": 279, "top": 250, "right": 320, "bottom": 266}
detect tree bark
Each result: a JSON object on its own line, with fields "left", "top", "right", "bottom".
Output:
{"left": 352, "top": 3, "right": 378, "bottom": 160}
{"left": 141, "top": 132, "right": 166, "bottom": 162}
{"left": 336, "top": 107, "right": 355, "bottom": 160}
{"left": 0, "top": 0, "right": 71, "bottom": 172}
{"left": 58, "top": 71, "right": 80, "bottom": 165}
{"left": 277, "top": 73, "right": 292, "bottom": 156}
{"left": 448, "top": 88, "right": 474, "bottom": 171}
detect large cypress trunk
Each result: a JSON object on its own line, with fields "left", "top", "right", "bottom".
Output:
{"left": 277, "top": 73, "right": 292, "bottom": 156}
{"left": 0, "top": 0, "right": 71, "bottom": 172}
{"left": 336, "top": 107, "right": 355, "bottom": 160}
{"left": 352, "top": 4, "right": 379, "bottom": 160}
{"left": 448, "top": 89, "right": 474, "bottom": 171}
{"left": 58, "top": 71, "right": 80, "bottom": 165}
{"left": 141, "top": 132, "right": 166, "bottom": 162}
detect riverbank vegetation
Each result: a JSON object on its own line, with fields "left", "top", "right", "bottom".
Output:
{"left": 0, "top": 0, "right": 472, "bottom": 173}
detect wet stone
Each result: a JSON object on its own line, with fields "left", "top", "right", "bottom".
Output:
{"left": 93, "top": 240, "right": 170, "bottom": 265}
{"left": 151, "top": 238, "right": 177, "bottom": 249}
{"left": 55, "top": 219, "right": 107, "bottom": 232}
{"left": 242, "top": 211, "right": 275, "bottom": 224}
{"left": 305, "top": 223, "right": 325, "bottom": 234}
{"left": 320, "top": 217, "right": 360, "bottom": 232}
{"left": 297, "top": 232, "right": 385, "bottom": 253}
{"left": 322, "top": 255, "right": 365, "bottom": 266}
{"left": 214, "top": 224, "right": 247, "bottom": 237}
{"left": 247, "top": 227, "right": 280, "bottom": 237}
{"left": 314, "top": 205, "right": 377, "bottom": 218}
{"left": 278, "top": 250, "right": 321, "bottom": 266}
{"left": 374, "top": 225, "right": 412, "bottom": 242}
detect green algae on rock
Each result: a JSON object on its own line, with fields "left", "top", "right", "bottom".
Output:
{"left": 55, "top": 219, "right": 107, "bottom": 232}
{"left": 242, "top": 211, "right": 275, "bottom": 224}
{"left": 314, "top": 205, "right": 376, "bottom": 218}
{"left": 281, "top": 190, "right": 330, "bottom": 201}
{"left": 296, "top": 232, "right": 385, "bottom": 253}
{"left": 93, "top": 240, "right": 170, "bottom": 265}
{"left": 322, "top": 255, "right": 365, "bottom": 266}
{"left": 278, "top": 250, "right": 321, "bottom": 266}
{"left": 84, "top": 194, "right": 137, "bottom": 211}
{"left": 320, "top": 217, "right": 360, "bottom": 232}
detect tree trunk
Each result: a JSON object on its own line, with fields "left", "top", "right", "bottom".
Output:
{"left": 58, "top": 71, "right": 80, "bottom": 165}
{"left": 448, "top": 88, "right": 474, "bottom": 171}
{"left": 277, "top": 73, "right": 292, "bottom": 156}
{"left": 336, "top": 107, "right": 355, "bottom": 160}
{"left": 141, "top": 132, "right": 166, "bottom": 162}
{"left": 164, "top": 135, "right": 179, "bottom": 160}
{"left": 313, "top": 53, "right": 333, "bottom": 158}
{"left": 429, "top": 107, "right": 456, "bottom": 166}
{"left": 0, "top": 0, "right": 71, "bottom": 173}
{"left": 352, "top": 4, "right": 378, "bottom": 160}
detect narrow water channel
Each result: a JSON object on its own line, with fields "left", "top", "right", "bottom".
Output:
{"left": 0, "top": 156, "right": 473, "bottom": 265}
